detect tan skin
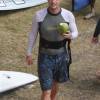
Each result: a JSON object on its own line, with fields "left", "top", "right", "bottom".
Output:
{"left": 92, "top": 37, "right": 99, "bottom": 44}
{"left": 26, "top": 0, "right": 72, "bottom": 100}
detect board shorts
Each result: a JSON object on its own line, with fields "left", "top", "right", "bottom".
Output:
{"left": 38, "top": 51, "right": 69, "bottom": 91}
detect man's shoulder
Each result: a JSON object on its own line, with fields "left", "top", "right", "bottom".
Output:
{"left": 61, "top": 8, "right": 74, "bottom": 16}
{"left": 36, "top": 8, "right": 47, "bottom": 15}
{"left": 34, "top": 8, "right": 47, "bottom": 21}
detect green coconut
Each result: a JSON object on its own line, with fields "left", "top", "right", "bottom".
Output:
{"left": 57, "top": 23, "right": 69, "bottom": 35}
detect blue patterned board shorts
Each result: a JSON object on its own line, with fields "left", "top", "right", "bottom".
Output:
{"left": 38, "top": 52, "right": 69, "bottom": 91}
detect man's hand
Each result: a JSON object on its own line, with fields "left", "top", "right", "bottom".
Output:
{"left": 62, "top": 32, "right": 72, "bottom": 39}
{"left": 26, "top": 55, "right": 33, "bottom": 65}
{"left": 91, "top": 37, "right": 99, "bottom": 44}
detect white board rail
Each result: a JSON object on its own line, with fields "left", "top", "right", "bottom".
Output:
{"left": 0, "top": 0, "right": 47, "bottom": 10}
{"left": 0, "top": 71, "right": 38, "bottom": 93}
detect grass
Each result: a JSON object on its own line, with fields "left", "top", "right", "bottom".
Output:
{"left": 0, "top": 0, "right": 100, "bottom": 100}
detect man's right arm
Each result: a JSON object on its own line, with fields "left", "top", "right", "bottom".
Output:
{"left": 26, "top": 14, "right": 39, "bottom": 65}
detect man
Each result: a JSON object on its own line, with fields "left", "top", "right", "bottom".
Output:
{"left": 26, "top": 0, "right": 78, "bottom": 100}
{"left": 92, "top": 19, "right": 100, "bottom": 43}
{"left": 92, "top": 19, "right": 100, "bottom": 79}
{"left": 84, "top": 0, "right": 96, "bottom": 19}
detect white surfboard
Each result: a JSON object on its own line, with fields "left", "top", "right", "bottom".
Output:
{"left": 0, "top": 71, "right": 38, "bottom": 93}
{"left": 0, "top": 0, "right": 47, "bottom": 10}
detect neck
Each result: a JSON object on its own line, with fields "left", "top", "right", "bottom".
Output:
{"left": 48, "top": 7, "right": 61, "bottom": 14}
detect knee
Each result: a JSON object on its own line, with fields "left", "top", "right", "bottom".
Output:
{"left": 42, "top": 90, "right": 51, "bottom": 97}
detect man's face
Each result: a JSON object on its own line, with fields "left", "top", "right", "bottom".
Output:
{"left": 48, "top": 0, "right": 62, "bottom": 10}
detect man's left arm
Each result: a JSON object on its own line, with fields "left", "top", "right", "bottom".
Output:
{"left": 69, "top": 12, "right": 78, "bottom": 39}
{"left": 63, "top": 12, "right": 78, "bottom": 39}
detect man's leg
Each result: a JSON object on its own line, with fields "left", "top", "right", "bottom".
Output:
{"left": 41, "top": 90, "right": 51, "bottom": 100}
{"left": 84, "top": 0, "right": 96, "bottom": 19}
{"left": 41, "top": 81, "right": 58, "bottom": 100}
{"left": 90, "top": 0, "right": 95, "bottom": 15}
{"left": 50, "top": 81, "right": 59, "bottom": 100}
{"left": 90, "top": 0, "right": 95, "bottom": 8}
{"left": 38, "top": 53, "right": 53, "bottom": 100}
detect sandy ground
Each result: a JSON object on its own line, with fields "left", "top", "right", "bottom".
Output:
{"left": 0, "top": 0, "right": 100, "bottom": 100}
